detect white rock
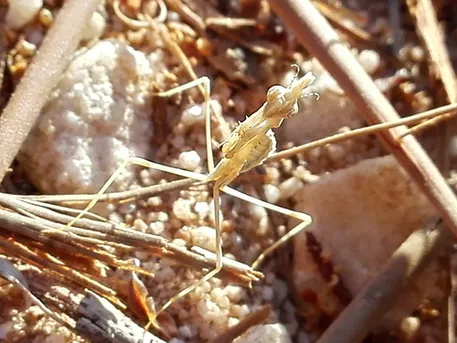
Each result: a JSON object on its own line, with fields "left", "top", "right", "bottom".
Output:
{"left": 233, "top": 324, "right": 292, "bottom": 343}
{"left": 400, "top": 316, "right": 420, "bottom": 340}
{"left": 19, "top": 40, "right": 164, "bottom": 195}
{"left": 172, "top": 198, "right": 194, "bottom": 222}
{"left": 190, "top": 226, "right": 216, "bottom": 251}
{"left": 177, "top": 150, "right": 202, "bottom": 171}
{"left": 149, "top": 221, "right": 165, "bottom": 235}
{"left": 261, "top": 286, "right": 274, "bottom": 302}
{"left": 6, "top": 0, "right": 43, "bottom": 30}
{"left": 279, "top": 177, "right": 302, "bottom": 199}
{"left": 358, "top": 50, "right": 381, "bottom": 74}
{"left": 181, "top": 103, "right": 205, "bottom": 126}
{"left": 194, "top": 201, "right": 210, "bottom": 215}
{"left": 81, "top": 11, "right": 106, "bottom": 41}
{"left": 263, "top": 184, "right": 281, "bottom": 204}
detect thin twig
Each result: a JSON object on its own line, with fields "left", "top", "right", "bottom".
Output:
{"left": 269, "top": 102, "right": 457, "bottom": 161}
{"left": 77, "top": 290, "right": 167, "bottom": 343}
{"left": 0, "top": 0, "right": 102, "bottom": 182}
{"left": 0, "top": 257, "right": 75, "bottom": 329}
{"left": 0, "top": 236, "right": 124, "bottom": 308}
{"left": 0, "top": 196, "right": 261, "bottom": 286}
{"left": 207, "top": 304, "right": 271, "bottom": 343}
{"left": 269, "top": 0, "right": 457, "bottom": 240}
{"left": 405, "top": 0, "right": 457, "bottom": 142}
{"left": 316, "top": 218, "right": 451, "bottom": 343}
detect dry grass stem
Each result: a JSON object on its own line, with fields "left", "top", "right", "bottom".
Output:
{"left": 207, "top": 304, "right": 271, "bottom": 343}
{"left": 0, "top": 0, "right": 101, "bottom": 182}
{"left": 0, "top": 196, "right": 261, "bottom": 287}
{"left": 316, "top": 218, "right": 451, "bottom": 343}
{"left": 405, "top": 0, "right": 457, "bottom": 138}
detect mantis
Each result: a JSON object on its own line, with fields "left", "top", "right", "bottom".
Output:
{"left": 61, "top": 67, "right": 318, "bottom": 329}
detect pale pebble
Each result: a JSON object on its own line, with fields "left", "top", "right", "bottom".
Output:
{"left": 190, "top": 226, "right": 216, "bottom": 252}
{"left": 6, "top": 0, "right": 43, "bottom": 29}
{"left": 233, "top": 324, "right": 292, "bottom": 343}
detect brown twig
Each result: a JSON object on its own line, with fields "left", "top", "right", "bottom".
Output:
{"left": 207, "top": 304, "right": 271, "bottom": 343}
{"left": 77, "top": 290, "right": 167, "bottom": 343}
{"left": 405, "top": 0, "right": 457, "bottom": 143}
{"left": 316, "top": 218, "right": 451, "bottom": 343}
{"left": 0, "top": 196, "right": 261, "bottom": 286}
{"left": 269, "top": 0, "right": 457, "bottom": 239}
{"left": 0, "top": 236, "right": 124, "bottom": 308}
{"left": 0, "top": 0, "right": 102, "bottom": 182}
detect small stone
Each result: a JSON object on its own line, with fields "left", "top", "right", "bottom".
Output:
{"left": 171, "top": 135, "right": 185, "bottom": 149}
{"left": 181, "top": 103, "right": 205, "bottom": 126}
{"left": 326, "top": 144, "right": 346, "bottom": 163}
{"left": 233, "top": 324, "right": 292, "bottom": 343}
{"left": 82, "top": 11, "right": 106, "bottom": 41}
{"left": 358, "top": 50, "right": 380, "bottom": 74}
{"left": 225, "top": 285, "right": 244, "bottom": 303}
{"left": 190, "top": 226, "right": 216, "bottom": 251}
{"left": 19, "top": 40, "right": 162, "bottom": 196}
{"left": 194, "top": 201, "right": 210, "bottom": 215}
{"left": 38, "top": 8, "right": 53, "bottom": 27}
{"left": 400, "top": 316, "right": 420, "bottom": 341}
{"left": 178, "top": 325, "right": 196, "bottom": 338}
{"left": 133, "top": 219, "right": 148, "bottom": 231}
{"left": 6, "top": 0, "right": 43, "bottom": 30}
{"left": 178, "top": 150, "right": 201, "bottom": 171}
{"left": 279, "top": 177, "right": 302, "bottom": 199}
{"left": 172, "top": 198, "right": 195, "bottom": 222}
{"left": 16, "top": 39, "right": 36, "bottom": 57}
{"left": 263, "top": 184, "right": 281, "bottom": 204}
{"left": 228, "top": 317, "right": 239, "bottom": 327}
{"left": 147, "top": 196, "right": 163, "bottom": 207}
{"left": 149, "top": 221, "right": 165, "bottom": 235}
{"left": 134, "top": 251, "right": 149, "bottom": 260}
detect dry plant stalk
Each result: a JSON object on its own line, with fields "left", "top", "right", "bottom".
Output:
{"left": 0, "top": 0, "right": 101, "bottom": 182}
{"left": 0, "top": 196, "right": 260, "bottom": 287}
{"left": 316, "top": 218, "right": 451, "bottom": 343}
{"left": 207, "top": 304, "right": 271, "bottom": 343}
{"left": 405, "top": 0, "right": 457, "bottom": 137}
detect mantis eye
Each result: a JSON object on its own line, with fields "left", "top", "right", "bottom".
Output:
{"left": 266, "top": 85, "right": 285, "bottom": 103}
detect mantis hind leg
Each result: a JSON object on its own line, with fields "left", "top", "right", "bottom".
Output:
{"left": 151, "top": 75, "right": 226, "bottom": 323}
{"left": 220, "top": 185, "right": 313, "bottom": 269}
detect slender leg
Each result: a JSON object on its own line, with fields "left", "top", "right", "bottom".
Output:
{"left": 146, "top": 75, "right": 226, "bottom": 327}
{"left": 153, "top": 76, "right": 214, "bottom": 172}
{"left": 149, "top": 184, "right": 223, "bottom": 324}
{"left": 220, "top": 185, "right": 313, "bottom": 270}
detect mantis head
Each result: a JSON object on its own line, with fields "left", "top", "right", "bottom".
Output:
{"left": 263, "top": 71, "right": 318, "bottom": 120}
